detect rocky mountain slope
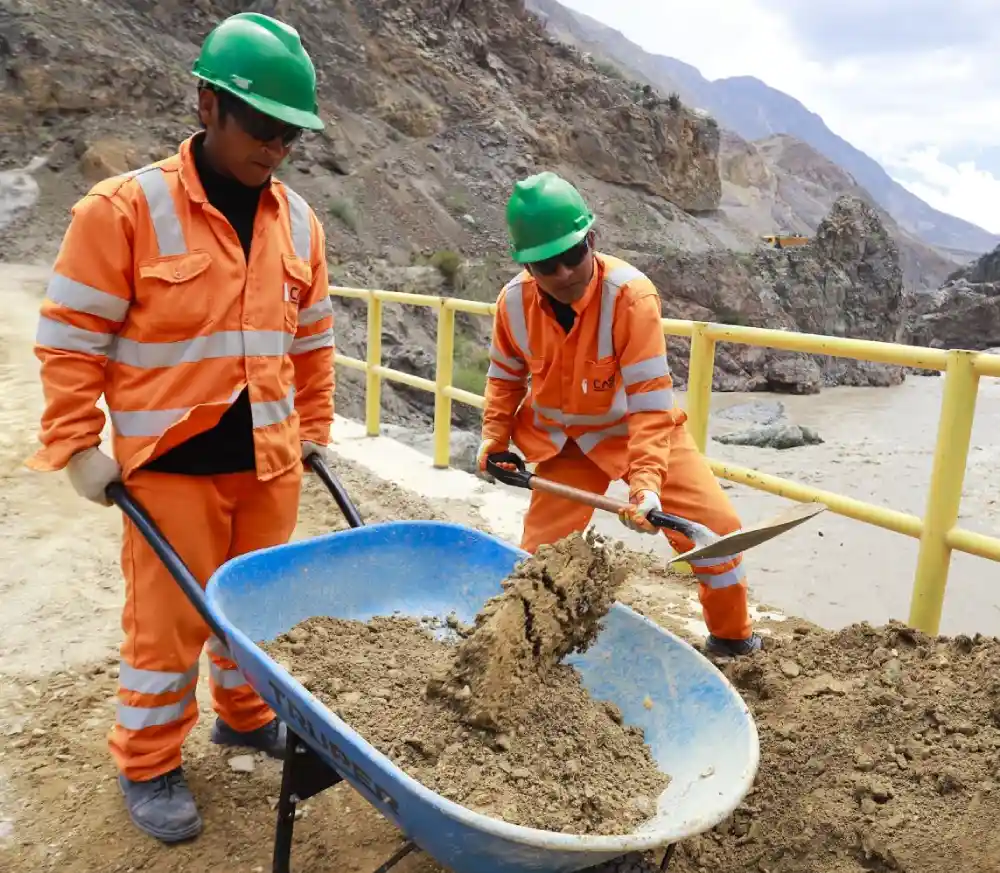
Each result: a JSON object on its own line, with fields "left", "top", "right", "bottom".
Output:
{"left": 525, "top": 0, "right": 999, "bottom": 259}
{"left": 907, "top": 244, "right": 1000, "bottom": 352}
{"left": 635, "top": 195, "right": 907, "bottom": 394}
{"left": 720, "top": 133, "right": 958, "bottom": 291}
{"left": 1, "top": 0, "right": 911, "bottom": 438}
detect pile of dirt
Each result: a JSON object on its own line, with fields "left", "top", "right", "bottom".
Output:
{"left": 262, "top": 532, "right": 669, "bottom": 836}
{"left": 426, "top": 530, "right": 630, "bottom": 729}
{"left": 673, "top": 621, "right": 1000, "bottom": 873}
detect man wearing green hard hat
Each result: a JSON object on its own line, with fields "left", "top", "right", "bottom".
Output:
{"left": 479, "top": 171, "right": 761, "bottom": 659}
{"left": 28, "top": 12, "right": 335, "bottom": 843}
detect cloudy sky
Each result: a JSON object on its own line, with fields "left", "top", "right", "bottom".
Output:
{"left": 559, "top": 0, "right": 1000, "bottom": 233}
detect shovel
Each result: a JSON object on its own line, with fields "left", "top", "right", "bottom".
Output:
{"left": 485, "top": 451, "right": 826, "bottom": 564}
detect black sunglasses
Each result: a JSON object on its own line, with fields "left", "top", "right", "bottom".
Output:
{"left": 528, "top": 239, "right": 590, "bottom": 276}
{"left": 216, "top": 89, "right": 303, "bottom": 147}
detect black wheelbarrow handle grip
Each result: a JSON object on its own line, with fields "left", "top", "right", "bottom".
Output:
{"left": 484, "top": 451, "right": 699, "bottom": 540}
{"left": 307, "top": 452, "right": 364, "bottom": 529}
{"left": 103, "top": 452, "right": 366, "bottom": 643}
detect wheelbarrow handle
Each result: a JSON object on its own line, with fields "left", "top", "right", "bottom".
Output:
{"left": 307, "top": 452, "right": 364, "bottom": 528}
{"left": 485, "top": 451, "right": 699, "bottom": 540}
{"left": 103, "top": 453, "right": 366, "bottom": 643}
{"left": 106, "top": 481, "right": 229, "bottom": 642}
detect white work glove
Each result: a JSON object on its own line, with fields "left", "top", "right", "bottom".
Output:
{"left": 618, "top": 489, "right": 662, "bottom": 535}
{"left": 476, "top": 438, "right": 509, "bottom": 481}
{"left": 66, "top": 446, "right": 121, "bottom": 507}
{"left": 301, "top": 441, "right": 330, "bottom": 463}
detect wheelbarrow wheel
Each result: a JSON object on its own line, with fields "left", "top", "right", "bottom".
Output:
{"left": 580, "top": 852, "right": 663, "bottom": 872}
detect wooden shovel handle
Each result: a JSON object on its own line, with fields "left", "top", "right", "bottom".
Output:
{"left": 529, "top": 477, "right": 630, "bottom": 514}
{"left": 485, "top": 451, "right": 698, "bottom": 539}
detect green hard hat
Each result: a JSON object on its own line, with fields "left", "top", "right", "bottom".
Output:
{"left": 506, "top": 172, "right": 595, "bottom": 263}
{"left": 192, "top": 12, "right": 324, "bottom": 131}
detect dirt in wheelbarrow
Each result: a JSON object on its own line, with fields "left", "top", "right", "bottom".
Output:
{"left": 670, "top": 622, "right": 1000, "bottom": 873}
{"left": 262, "top": 531, "right": 672, "bottom": 836}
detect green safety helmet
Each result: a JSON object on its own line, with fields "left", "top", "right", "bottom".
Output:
{"left": 505, "top": 172, "right": 596, "bottom": 263}
{"left": 192, "top": 12, "right": 325, "bottom": 131}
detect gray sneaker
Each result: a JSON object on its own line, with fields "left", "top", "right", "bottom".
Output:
{"left": 118, "top": 766, "right": 202, "bottom": 843}
{"left": 705, "top": 632, "right": 764, "bottom": 658}
{"left": 210, "top": 716, "right": 287, "bottom": 759}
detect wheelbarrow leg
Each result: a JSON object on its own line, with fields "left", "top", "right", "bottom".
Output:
{"left": 660, "top": 845, "right": 676, "bottom": 869}
{"left": 272, "top": 728, "right": 344, "bottom": 873}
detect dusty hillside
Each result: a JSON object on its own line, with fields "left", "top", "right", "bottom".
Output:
{"left": 3, "top": 0, "right": 911, "bottom": 436}
{"left": 721, "top": 134, "right": 959, "bottom": 291}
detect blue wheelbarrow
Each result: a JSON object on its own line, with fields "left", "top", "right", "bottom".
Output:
{"left": 107, "top": 456, "right": 759, "bottom": 873}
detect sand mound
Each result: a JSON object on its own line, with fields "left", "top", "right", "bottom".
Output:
{"left": 262, "top": 531, "right": 668, "bottom": 836}
{"left": 673, "top": 621, "right": 1000, "bottom": 872}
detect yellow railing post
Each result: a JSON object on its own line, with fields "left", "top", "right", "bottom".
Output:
{"left": 365, "top": 296, "right": 382, "bottom": 436}
{"left": 433, "top": 304, "right": 456, "bottom": 468}
{"left": 908, "top": 350, "right": 981, "bottom": 634}
{"left": 684, "top": 323, "right": 717, "bottom": 453}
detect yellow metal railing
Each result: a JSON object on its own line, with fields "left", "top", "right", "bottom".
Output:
{"left": 329, "top": 286, "right": 1000, "bottom": 636}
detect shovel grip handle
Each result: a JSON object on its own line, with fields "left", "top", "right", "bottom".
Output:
{"left": 486, "top": 451, "right": 698, "bottom": 538}
{"left": 485, "top": 451, "right": 534, "bottom": 488}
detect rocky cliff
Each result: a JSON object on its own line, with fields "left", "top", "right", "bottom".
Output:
{"left": 637, "top": 195, "right": 907, "bottom": 393}
{"left": 907, "top": 245, "right": 1000, "bottom": 352}
{"left": 2, "top": 0, "right": 911, "bottom": 435}
{"left": 720, "top": 133, "right": 958, "bottom": 291}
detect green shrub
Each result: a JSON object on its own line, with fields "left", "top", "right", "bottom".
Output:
{"left": 594, "top": 59, "right": 622, "bottom": 80}
{"left": 328, "top": 197, "right": 358, "bottom": 232}
{"left": 453, "top": 338, "right": 490, "bottom": 395}
{"left": 430, "top": 249, "right": 462, "bottom": 285}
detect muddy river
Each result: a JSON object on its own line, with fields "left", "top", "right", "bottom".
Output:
{"left": 596, "top": 376, "right": 1000, "bottom": 636}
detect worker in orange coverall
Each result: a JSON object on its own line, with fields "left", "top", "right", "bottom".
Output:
{"left": 26, "top": 13, "right": 334, "bottom": 843}
{"left": 477, "top": 172, "right": 762, "bottom": 659}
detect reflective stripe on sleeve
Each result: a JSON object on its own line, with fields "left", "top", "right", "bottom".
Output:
{"left": 621, "top": 355, "right": 670, "bottom": 386}
{"left": 46, "top": 273, "right": 130, "bottom": 322}
{"left": 36, "top": 316, "right": 115, "bottom": 356}
{"left": 626, "top": 388, "right": 675, "bottom": 413}
{"left": 289, "top": 328, "right": 335, "bottom": 355}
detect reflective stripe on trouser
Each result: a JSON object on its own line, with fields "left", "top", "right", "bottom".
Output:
{"left": 110, "top": 467, "right": 301, "bottom": 781}
{"left": 518, "top": 428, "right": 752, "bottom": 641}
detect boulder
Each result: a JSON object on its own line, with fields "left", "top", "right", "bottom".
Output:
{"left": 715, "top": 423, "right": 824, "bottom": 450}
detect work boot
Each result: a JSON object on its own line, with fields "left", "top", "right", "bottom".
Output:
{"left": 705, "top": 632, "right": 763, "bottom": 658}
{"left": 210, "top": 716, "right": 287, "bottom": 759}
{"left": 119, "top": 766, "right": 202, "bottom": 843}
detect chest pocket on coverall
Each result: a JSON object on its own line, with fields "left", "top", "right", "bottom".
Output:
{"left": 566, "top": 356, "right": 619, "bottom": 417}
{"left": 135, "top": 251, "right": 213, "bottom": 337}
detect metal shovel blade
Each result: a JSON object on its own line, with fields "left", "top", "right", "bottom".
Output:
{"left": 668, "top": 501, "right": 827, "bottom": 564}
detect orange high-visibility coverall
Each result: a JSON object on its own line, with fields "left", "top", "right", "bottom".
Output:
{"left": 482, "top": 253, "right": 751, "bottom": 641}
{"left": 27, "top": 135, "right": 335, "bottom": 779}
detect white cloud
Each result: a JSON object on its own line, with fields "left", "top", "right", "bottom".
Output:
{"left": 556, "top": 0, "right": 1000, "bottom": 233}
{"left": 888, "top": 149, "right": 1000, "bottom": 234}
